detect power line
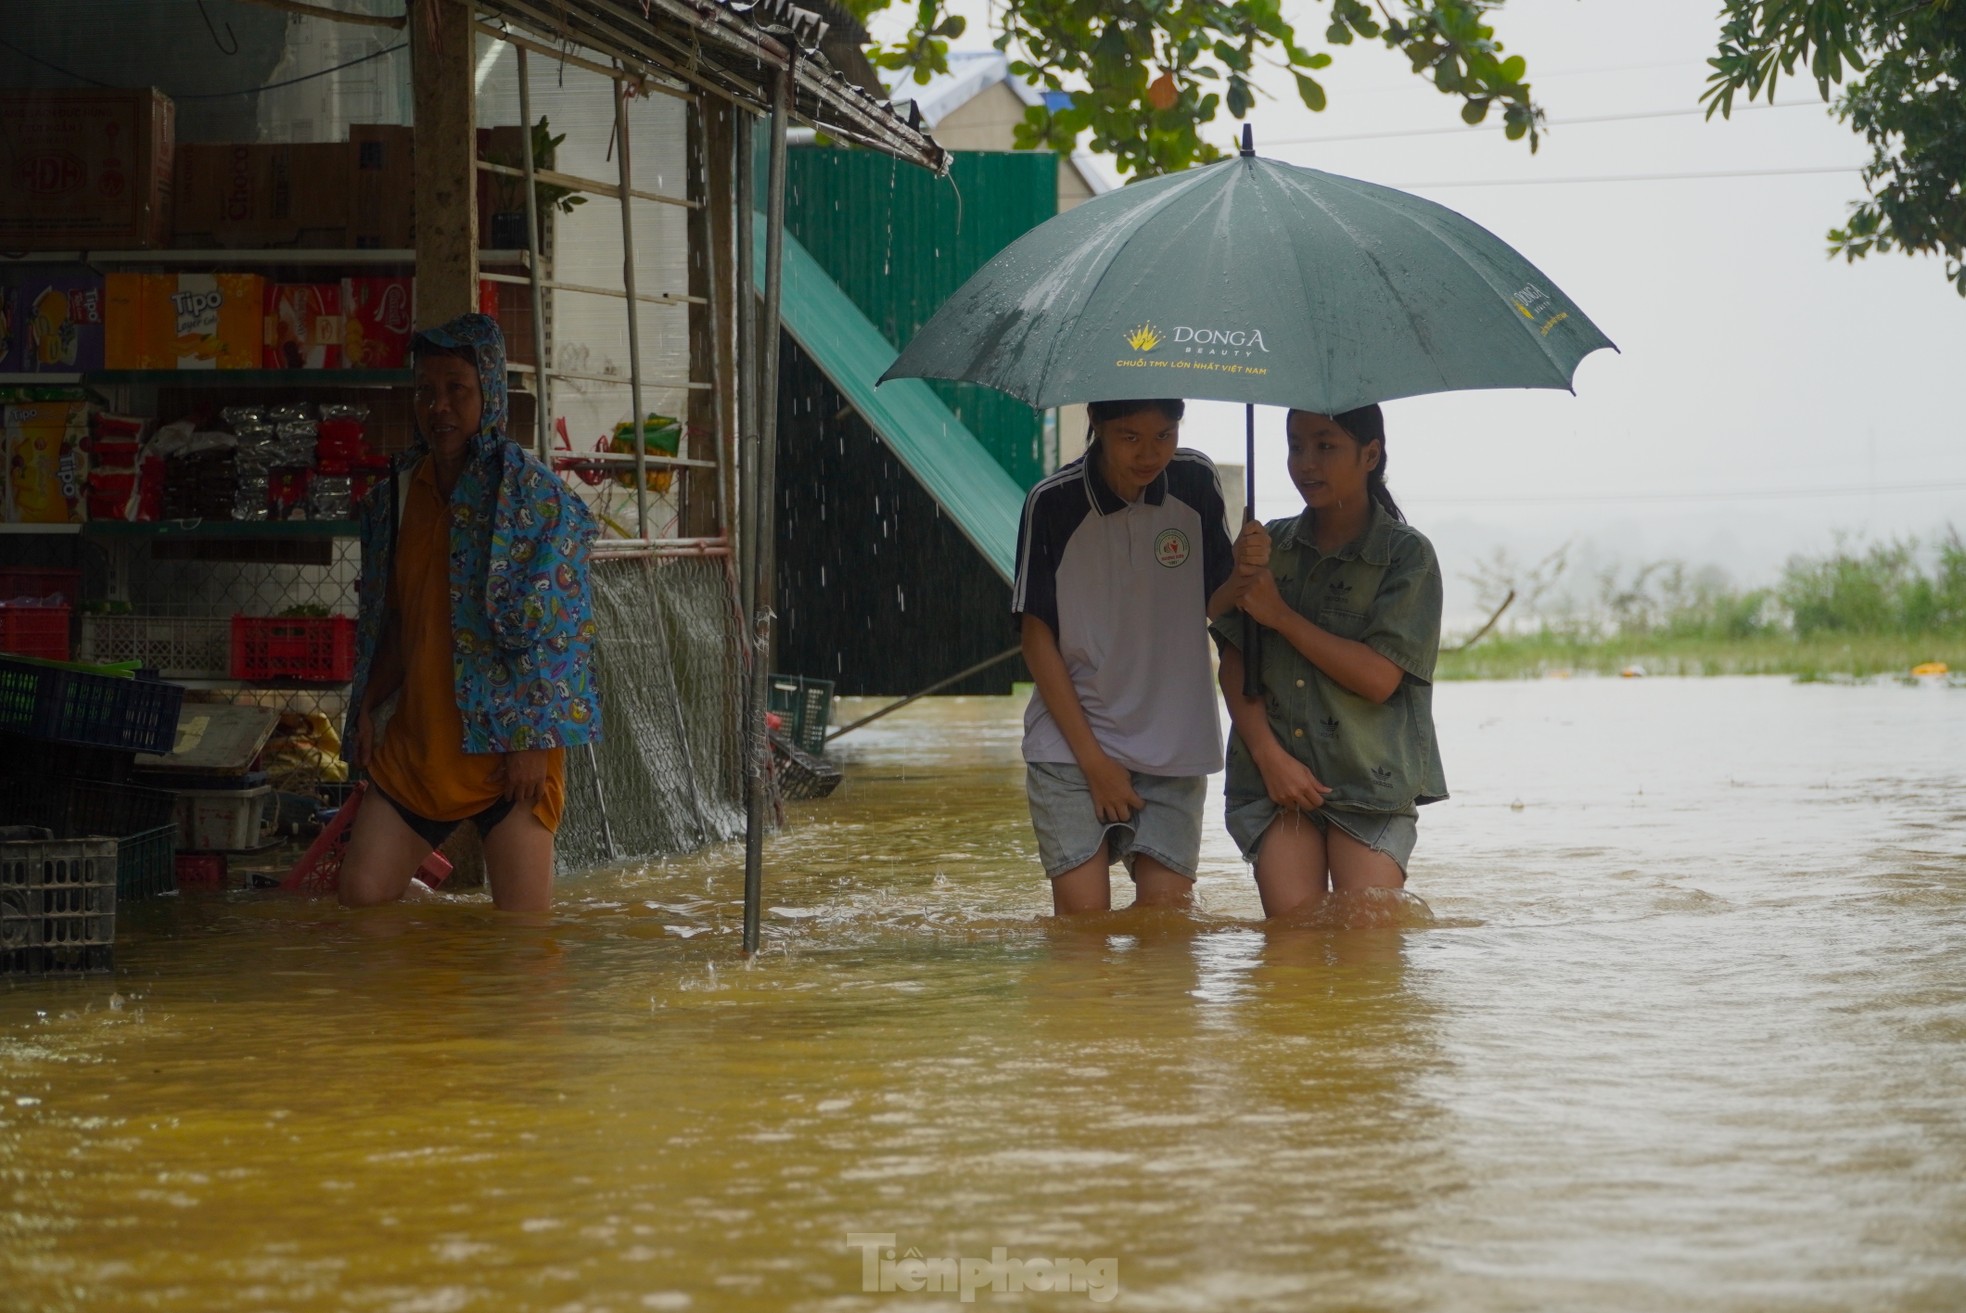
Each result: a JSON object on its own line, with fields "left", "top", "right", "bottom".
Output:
{"left": 1405, "top": 481, "right": 1966, "bottom": 506}
{"left": 0, "top": 36, "right": 406, "bottom": 99}
{"left": 1396, "top": 163, "right": 1864, "bottom": 188}
{"left": 1271, "top": 98, "right": 1823, "bottom": 147}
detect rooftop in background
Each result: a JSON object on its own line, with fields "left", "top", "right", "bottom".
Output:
{"left": 883, "top": 50, "right": 1109, "bottom": 205}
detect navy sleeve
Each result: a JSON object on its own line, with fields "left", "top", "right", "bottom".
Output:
{"left": 1011, "top": 483, "right": 1061, "bottom": 637}
{"left": 1171, "top": 451, "right": 1235, "bottom": 600}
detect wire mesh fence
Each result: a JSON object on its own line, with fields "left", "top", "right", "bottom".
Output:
{"left": 558, "top": 555, "right": 750, "bottom": 871}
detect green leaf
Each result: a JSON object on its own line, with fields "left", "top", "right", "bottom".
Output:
{"left": 1461, "top": 97, "right": 1489, "bottom": 125}
{"left": 1295, "top": 73, "right": 1328, "bottom": 113}
{"left": 935, "top": 15, "right": 965, "bottom": 37}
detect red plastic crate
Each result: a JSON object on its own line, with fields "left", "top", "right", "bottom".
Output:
{"left": 0, "top": 603, "right": 72, "bottom": 661}
{"left": 229, "top": 615, "right": 356, "bottom": 683}
{"left": 0, "top": 567, "right": 81, "bottom": 605}
{"left": 175, "top": 852, "right": 228, "bottom": 890}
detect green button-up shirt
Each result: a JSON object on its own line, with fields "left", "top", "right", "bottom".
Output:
{"left": 1213, "top": 502, "right": 1448, "bottom": 815}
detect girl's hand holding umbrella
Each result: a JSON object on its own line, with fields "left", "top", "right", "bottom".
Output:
{"left": 1238, "top": 566, "right": 1294, "bottom": 633}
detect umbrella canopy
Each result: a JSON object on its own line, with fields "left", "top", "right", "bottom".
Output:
{"left": 880, "top": 151, "right": 1614, "bottom": 414}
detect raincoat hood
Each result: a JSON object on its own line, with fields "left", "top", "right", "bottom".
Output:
{"left": 411, "top": 311, "right": 510, "bottom": 459}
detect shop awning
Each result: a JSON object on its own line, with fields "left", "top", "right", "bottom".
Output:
{"left": 759, "top": 225, "right": 1025, "bottom": 583}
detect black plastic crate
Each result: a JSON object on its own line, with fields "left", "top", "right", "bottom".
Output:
{"left": 0, "top": 834, "right": 117, "bottom": 976}
{"left": 0, "top": 657, "right": 183, "bottom": 755}
{"left": 767, "top": 674, "right": 834, "bottom": 756}
{"left": 0, "top": 775, "right": 178, "bottom": 902}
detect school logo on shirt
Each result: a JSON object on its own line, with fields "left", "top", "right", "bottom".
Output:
{"left": 1154, "top": 528, "right": 1190, "bottom": 568}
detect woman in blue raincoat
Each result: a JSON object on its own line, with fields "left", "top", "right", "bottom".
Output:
{"left": 340, "top": 312, "right": 601, "bottom": 911}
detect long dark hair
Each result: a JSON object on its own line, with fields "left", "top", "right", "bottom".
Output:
{"left": 1319, "top": 404, "right": 1404, "bottom": 523}
{"left": 1087, "top": 397, "right": 1185, "bottom": 448}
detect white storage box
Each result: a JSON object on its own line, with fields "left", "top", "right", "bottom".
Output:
{"left": 173, "top": 785, "right": 278, "bottom": 852}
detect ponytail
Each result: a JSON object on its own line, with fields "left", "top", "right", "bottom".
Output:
{"left": 1331, "top": 404, "right": 1405, "bottom": 523}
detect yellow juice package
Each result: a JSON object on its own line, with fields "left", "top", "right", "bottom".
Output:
{"left": 165, "top": 273, "right": 265, "bottom": 370}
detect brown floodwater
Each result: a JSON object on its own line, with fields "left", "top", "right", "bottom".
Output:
{"left": 4, "top": 676, "right": 1964, "bottom": 1312}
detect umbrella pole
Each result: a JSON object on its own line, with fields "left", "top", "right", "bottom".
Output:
{"left": 1241, "top": 401, "right": 1263, "bottom": 696}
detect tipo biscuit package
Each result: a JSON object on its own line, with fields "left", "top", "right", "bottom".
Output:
{"left": 1, "top": 275, "right": 105, "bottom": 373}
{"left": 3, "top": 400, "right": 90, "bottom": 523}
{"left": 105, "top": 273, "right": 263, "bottom": 370}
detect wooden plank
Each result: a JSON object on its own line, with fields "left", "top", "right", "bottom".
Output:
{"left": 412, "top": 0, "right": 478, "bottom": 325}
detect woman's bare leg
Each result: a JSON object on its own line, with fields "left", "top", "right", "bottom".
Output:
{"left": 339, "top": 793, "right": 435, "bottom": 907}
{"left": 1129, "top": 854, "right": 1195, "bottom": 910}
{"left": 482, "top": 807, "right": 556, "bottom": 913}
{"left": 1325, "top": 826, "right": 1405, "bottom": 893}
{"left": 1253, "top": 810, "right": 1329, "bottom": 918}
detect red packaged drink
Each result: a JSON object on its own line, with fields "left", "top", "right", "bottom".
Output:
{"left": 341, "top": 276, "right": 413, "bottom": 368}
{"left": 263, "top": 283, "right": 344, "bottom": 369}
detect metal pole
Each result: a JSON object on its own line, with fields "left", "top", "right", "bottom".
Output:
{"left": 735, "top": 114, "right": 758, "bottom": 624}
{"left": 741, "top": 68, "right": 791, "bottom": 958}
{"left": 516, "top": 46, "right": 552, "bottom": 460}
{"left": 615, "top": 75, "right": 649, "bottom": 538}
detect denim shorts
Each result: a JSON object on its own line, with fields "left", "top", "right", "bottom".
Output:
{"left": 1025, "top": 761, "right": 1205, "bottom": 881}
{"left": 1224, "top": 797, "right": 1418, "bottom": 876}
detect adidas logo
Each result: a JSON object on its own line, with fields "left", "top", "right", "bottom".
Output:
{"left": 1327, "top": 580, "right": 1353, "bottom": 597}
{"left": 1370, "top": 765, "right": 1394, "bottom": 782}
{"left": 1318, "top": 717, "right": 1340, "bottom": 736}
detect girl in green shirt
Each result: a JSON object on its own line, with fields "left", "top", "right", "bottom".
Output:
{"left": 1215, "top": 406, "right": 1448, "bottom": 917}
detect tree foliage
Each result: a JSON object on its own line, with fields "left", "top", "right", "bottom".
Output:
{"left": 1703, "top": 1, "right": 1966, "bottom": 294}
{"left": 860, "top": 0, "right": 1542, "bottom": 179}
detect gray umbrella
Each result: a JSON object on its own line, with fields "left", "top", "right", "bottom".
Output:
{"left": 883, "top": 129, "right": 1614, "bottom": 693}
{"left": 881, "top": 131, "right": 1615, "bottom": 413}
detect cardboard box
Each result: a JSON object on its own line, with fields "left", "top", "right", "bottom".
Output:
{"left": 105, "top": 272, "right": 263, "bottom": 369}
{"left": 173, "top": 142, "right": 348, "bottom": 248}
{"left": 479, "top": 276, "right": 536, "bottom": 367}
{"left": 348, "top": 125, "right": 413, "bottom": 250}
{"left": 341, "top": 276, "right": 413, "bottom": 368}
{"left": 264, "top": 283, "right": 342, "bottom": 369}
{"left": 1, "top": 275, "right": 105, "bottom": 372}
{"left": 2, "top": 401, "right": 90, "bottom": 523}
{"left": 0, "top": 88, "right": 175, "bottom": 250}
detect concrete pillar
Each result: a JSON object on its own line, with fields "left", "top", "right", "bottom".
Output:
{"left": 411, "top": 0, "right": 478, "bottom": 326}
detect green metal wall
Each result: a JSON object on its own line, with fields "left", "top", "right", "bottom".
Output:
{"left": 781, "top": 148, "right": 1056, "bottom": 489}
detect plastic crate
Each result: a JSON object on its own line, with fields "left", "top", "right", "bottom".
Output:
{"left": 0, "top": 833, "right": 117, "bottom": 976}
{"left": 0, "top": 775, "right": 179, "bottom": 902}
{"left": 230, "top": 615, "right": 356, "bottom": 683}
{"left": 0, "top": 603, "right": 71, "bottom": 661}
{"left": 767, "top": 674, "right": 835, "bottom": 755}
{"left": 0, "top": 568, "right": 81, "bottom": 605}
{"left": 0, "top": 657, "right": 184, "bottom": 755}
{"left": 79, "top": 610, "right": 232, "bottom": 679}
{"left": 175, "top": 851, "right": 227, "bottom": 890}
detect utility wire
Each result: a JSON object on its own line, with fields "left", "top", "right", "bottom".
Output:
{"left": 1406, "top": 481, "right": 1966, "bottom": 506}
{"left": 1272, "top": 98, "right": 1823, "bottom": 147}
{"left": 0, "top": 35, "right": 405, "bottom": 98}
{"left": 1395, "top": 163, "right": 1864, "bottom": 187}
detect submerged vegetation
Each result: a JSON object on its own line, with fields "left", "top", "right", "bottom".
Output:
{"left": 1440, "top": 531, "right": 1966, "bottom": 680}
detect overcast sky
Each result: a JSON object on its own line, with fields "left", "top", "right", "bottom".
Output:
{"left": 877, "top": 0, "right": 1966, "bottom": 625}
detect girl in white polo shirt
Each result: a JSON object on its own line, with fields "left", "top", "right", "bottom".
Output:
{"left": 1012, "top": 398, "right": 1245, "bottom": 914}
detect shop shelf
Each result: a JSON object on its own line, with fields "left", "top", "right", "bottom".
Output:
{"left": 230, "top": 615, "right": 357, "bottom": 684}
{"left": 81, "top": 369, "right": 412, "bottom": 388}
{"left": 80, "top": 519, "right": 360, "bottom": 539}
{"left": 0, "top": 832, "right": 117, "bottom": 976}
{"left": 0, "top": 656, "right": 184, "bottom": 755}
{"left": 79, "top": 611, "right": 232, "bottom": 680}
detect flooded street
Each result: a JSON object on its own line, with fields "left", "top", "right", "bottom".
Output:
{"left": 4, "top": 677, "right": 1964, "bottom": 1311}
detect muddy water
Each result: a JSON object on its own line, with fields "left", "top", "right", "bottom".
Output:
{"left": 4, "top": 677, "right": 1964, "bottom": 1312}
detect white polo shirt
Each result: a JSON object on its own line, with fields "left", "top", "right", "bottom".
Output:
{"left": 1012, "top": 446, "right": 1235, "bottom": 778}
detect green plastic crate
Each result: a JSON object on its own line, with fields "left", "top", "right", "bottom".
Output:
{"left": 767, "top": 674, "right": 834, "bottom": 756}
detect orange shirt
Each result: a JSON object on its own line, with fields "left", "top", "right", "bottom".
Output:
{"left": 366, "top": 457, "right": 565, "bottom": 832}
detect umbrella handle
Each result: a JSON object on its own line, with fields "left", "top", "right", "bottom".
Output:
{"left": 1241, "top": 614, "right": 1263, "bottom": 698}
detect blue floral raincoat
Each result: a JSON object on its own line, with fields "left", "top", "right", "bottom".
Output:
{"left": 344, "top": 312, "right": 602, "bottom": 757}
